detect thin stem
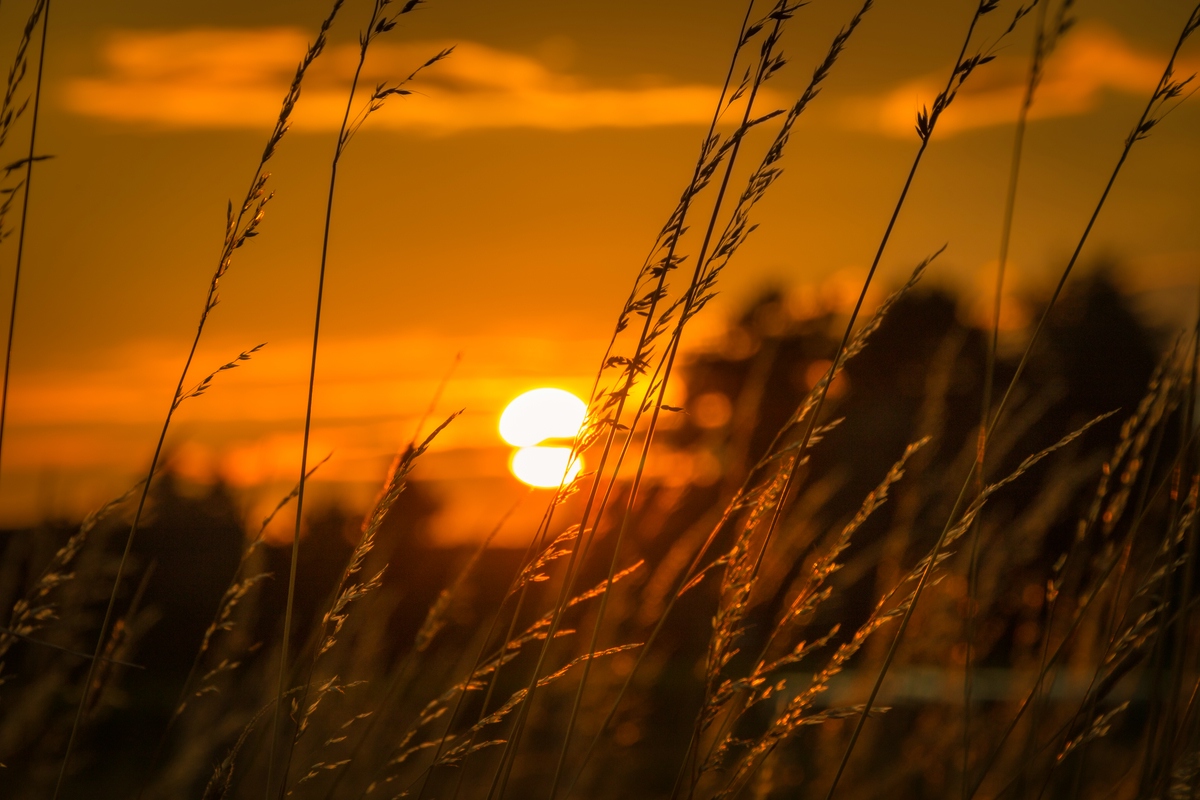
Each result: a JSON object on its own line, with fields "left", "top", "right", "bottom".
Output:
{"left": 965, "top": 426, "right": 1195, "bottom": 800}
{"left": 545, "top": 8, "right": 761, "bottom": 800}
{"left": 1159, "top": 296, "right": 1200, "bottom": 785}
{"left": 0, "top": 624, "right": 143, "bottom": 667}
{"left": 746, "top": 0, "right": 987, "bottom": 635}
{"left": 135, "top": 456, "right": 328, "bottom": 800}
{"left": 407, "top": 497, "right": 557, "bottom": 800}
{"left": 0, "top": 0, "right": 49, "bottom": 491}
{"left": 481, "top": 9, "right": 771, "bottom": 797}
{"left": 558, "top": 6, "right": 881, "bottom": 791}
{"left": 963, "top": 5, "right": 1052, "bottom": 794}
{"left": 52, "top": 3, "right": 342, "bottom": 794}
{"left": 843, "top": 6, "right": 1199, "bottom": 793}
{"left": 265, "top": 4, "right": 381, "bottom": 797}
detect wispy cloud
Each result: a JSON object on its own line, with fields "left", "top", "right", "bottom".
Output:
{"left": 840, "top": 24, "right": 1199, "bottom": 138}
{"left": 63, "top": 28, "right": 742, "bottom": 132}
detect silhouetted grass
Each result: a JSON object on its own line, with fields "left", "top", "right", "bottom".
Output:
{"left": 1, "top": 1, "right": 1200, "bottom": 799}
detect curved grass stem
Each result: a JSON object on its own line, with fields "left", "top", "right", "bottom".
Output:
{"left": 0, "top": 0, "right": 49, "bottom": 493}
{"left": 828, "top": 7, "right": 1200, "bottom": 797}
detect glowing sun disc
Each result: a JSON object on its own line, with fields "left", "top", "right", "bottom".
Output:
{"left": 499, "top": 388, "right": 586, "bottom": 447}
{"left": 511, "top": 446, "right": 583, "bottom": 488}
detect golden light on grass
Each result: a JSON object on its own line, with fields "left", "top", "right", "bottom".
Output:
{"left": 500, "top": 387, "right": 586, "bottom": 487}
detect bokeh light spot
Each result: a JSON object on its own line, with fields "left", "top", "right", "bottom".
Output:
{"left": 692, "top": 391, "right": 733, "bottom": 429}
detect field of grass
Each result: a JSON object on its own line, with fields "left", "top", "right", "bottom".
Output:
{"left": 2, "top": 0, "right": 1200, "bottom": 798}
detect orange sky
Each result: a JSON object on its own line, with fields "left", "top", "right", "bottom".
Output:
{"left": 0, "top": 0, "right": 1196, "bottom": 534}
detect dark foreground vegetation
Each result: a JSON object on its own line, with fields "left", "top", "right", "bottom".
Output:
{"left": 2, "top": 0, "right": 1200, "bottom": 798}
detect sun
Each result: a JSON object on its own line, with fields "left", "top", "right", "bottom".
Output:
{"left": 500, "top": 388, "right": 586, "bottom": 488}
{"left": 510, "top": 446, "right": 583, "bottom": 489}
{"left": 499, "top": 387, "right": 587, "bottom": 447}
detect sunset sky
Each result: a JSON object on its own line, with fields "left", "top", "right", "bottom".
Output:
{"left": 0, "top": 0, "right": 1196, "bottom": 534}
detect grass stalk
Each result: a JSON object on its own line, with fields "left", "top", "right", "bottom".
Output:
{"left": 490, "top": 5, "right": 811, "bottom": 793}
{"left": 824, "top": 5, "right": 1200, "bottom": 798}
{"left": 264, "top": 4, "right": 381, "bottom": 794}
{"left": 48, "top": 3, "right": 347, "bottom": 795}
{"left": 1155, "top": 304, "right": 1200, "bottom": 791}
{"left": 965, "top": 422, "right": 1197, "bottom": 799}
{"left": 476, "top": 6, "right": 771, "bottom": 795}
{"left": 545, "top": 6, "right": 768, "bottom": 797}
{"left": 550, "top": 3, "right": 885, "bottom": 793}
{"left": 265, "top": 3, "right": 450, "bottom": 794}
{"left": 134, "top": 454, "right": 330, "bottom": 800}
{"left": 3, "top": 2, "right": 1194, "bottom": 798}
{"left": 561, "top": 252, "right": 931, "bottom": 800}
{"left": 962, "top": 2, "right": 1065, "bottom": 793}
{"left": 744, "top": 0, "right": 1030, "bottom": 679}
{"left": 0, "top": 0, "right": 48, "bottom": 491}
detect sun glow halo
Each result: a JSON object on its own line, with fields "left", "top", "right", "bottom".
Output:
{"left": 500, "top": 388, "right": 586, "bottom": 488}
{"left": 510, "top": 446, "right": 583, "bottom": 488}
{"left": 499, "top": 387, "right": 586, "bottom": 447}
